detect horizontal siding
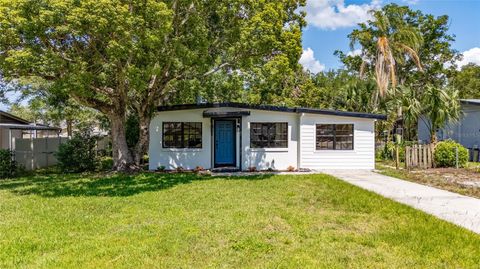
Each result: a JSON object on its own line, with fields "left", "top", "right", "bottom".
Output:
{"left": 299, "top": 114, "right": 375, "bottom": 170}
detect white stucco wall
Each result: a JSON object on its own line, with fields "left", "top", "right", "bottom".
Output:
{"left": 241, "top": 110, "right": 299, "bottom": 170}
{"left": 149, "top": 108, "right": 298, "bottom": 170}
{"left": 149, "top": 107, "right": 377, "bottom": 171}
{"left": 299, "top": 114, "right": 376, "bottom": 170}
{"left": 149, "top": 109, "right": 212, "bottom": 170}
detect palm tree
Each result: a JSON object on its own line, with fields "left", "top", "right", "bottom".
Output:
{"left": 420, "top": 86, "right": 461, "bottom": 144}
{"left": 349, "top": 7, "right": 423, "bottom": 97}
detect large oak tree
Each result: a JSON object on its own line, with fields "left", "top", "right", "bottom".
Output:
{"left": 0, "top": 0, "right": 305, "bottom": 170}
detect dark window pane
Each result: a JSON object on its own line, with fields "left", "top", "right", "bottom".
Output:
{"left": 316, "top": 124, "right": 334, "bottom": 136}
{"left": 316, "top": 124, "right": 354, "bottom": 150}
{"left": 316, "top": 136, "right": 334, "bottom": 150}
{"left": 250, "top": 122, "right": 288, "bottom": 148}
{"left": 336, "top": 136, "right": 353, "bottom": 150}
{"left": 163, "top": 122, "right": 202, "bottom": 148}
{"left": 336, "top": 124, "right": 353, "bottom": 136}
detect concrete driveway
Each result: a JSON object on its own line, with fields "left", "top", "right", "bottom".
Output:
{"left": 326, "top": 170, "right": 480, "bottom": 234}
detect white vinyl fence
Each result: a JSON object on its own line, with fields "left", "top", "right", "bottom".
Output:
{"left": 13, "top": 137, "right": 69, "bottom": 170}
{"left": 13, "top": 136, "right": 111, "bottom": 170}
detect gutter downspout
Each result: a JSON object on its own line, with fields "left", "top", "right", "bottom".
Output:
{"left": 297, "top": 113, "right": 303, "bottom": 170}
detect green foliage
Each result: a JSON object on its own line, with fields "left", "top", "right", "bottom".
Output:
{"left": 98, "top": 157, "right": 114, "bottom": 171}
{"left": 0, "top": 0, "right": 306, "bottom": 169}
{"left": 56, "top": 133, "right": 98, "bottom": 173}
{"left": 451, "top": 64, "right": 480, "bottom": 99}
{"left": 347, "top": 4, "right": 424, "bottom": 96}
{"left": 0, "top": 149, "right": 17, "bottom": 178}
{"left": 125, "top": 114, "right": 139, "bottom": 150}
{"left": 434, "top": 140, "right": 468, "bottom": 168}
{"left": 378, "top": 141, "right": 416, "bottom": 162}
{"left": 422, "top": 86, "right": 461, "bottom": 143}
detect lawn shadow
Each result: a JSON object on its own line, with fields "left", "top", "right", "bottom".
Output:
{"left": 0, "top": 172, "right": 274, "bottom": 198}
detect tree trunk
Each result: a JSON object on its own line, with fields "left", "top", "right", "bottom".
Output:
{"left": 66, "top": 119, "right": 73, "bottom": 137}
{"left": 110, "top": 113, "right": 135, "bottom": 171}
{"left": 133, "top": 113, "right": 151, "bottom": 166}
{"left": 430, "top": 130, "right": 438, "bottom": 144}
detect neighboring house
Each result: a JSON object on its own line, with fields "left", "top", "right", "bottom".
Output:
{"left": 0, "top": 110, "right": 60, "bottom": 150}
{"left": 149, "top": 103, "right": 386, "bottom": 171}
{"left": 0, "top": 110, "right": 29, "bottom": 149}
{"left": 418, "top": 99, "right": 480, "bottom": 148}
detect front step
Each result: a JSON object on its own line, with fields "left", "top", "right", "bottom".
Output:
{"left": 211, "top": 167, "right": 240, "bottom": 173}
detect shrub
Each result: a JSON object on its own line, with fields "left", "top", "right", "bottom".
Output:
{"left": 287, "top": 166, "right": 296, "bottom": 172}
{"left": 98, "top": 156, "right": 114, "bottom": 171}
{"left": 248, "top": 166, "right": 257, "bottom": 172}
{"left": 56, "top": 133, "right": 98, "bottom": 173}
{"left": 378, "top": 141, "right": 416, "bottom": 162}
{"left": 194, "top": 166, "right": 205, "bottom": 173}
{"left": 176, "top": 166, "right": 184, "bottom": 173}
{"left": 434, "top": 140, "right": 468, "bottom": 168}
{"left": 0, "top": 149, "right": 17, "bottom": 178}
{"left": 157, "top": 165, "right": 166, "bottom": 172}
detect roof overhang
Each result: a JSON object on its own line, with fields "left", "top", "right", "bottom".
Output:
{"left": 203, "top": 110, "right": 251, "bottom": 118}
{"left": 157, "top": 102, "right": 387, "bottom": 120}
{"left": 460, "top": 99, "right": 480, "bottom": 106}
{"left": 0, "top": 123, "right": 61, "bottom": 131}
{"left": 0, "top": 110, "right": 31, "bottom": 124}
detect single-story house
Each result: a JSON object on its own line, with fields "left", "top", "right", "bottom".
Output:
{"left": 149, "top": 103, "right": 386, "bottom": 171}
{"left": 0, "top": 110, "right": 60, "bottom": 150}
{"left": 418, "top": 99, "right": 480, "bottom": 149}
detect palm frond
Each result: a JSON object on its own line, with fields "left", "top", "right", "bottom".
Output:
{"left": 398, "top": 43, "right": 423, "bottom": 71}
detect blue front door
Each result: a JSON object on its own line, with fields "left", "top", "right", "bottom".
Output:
{"left": 215, "top": 120, "right": 236, "bottom": 167}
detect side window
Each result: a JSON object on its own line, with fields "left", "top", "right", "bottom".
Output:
{"left": 163, "top": 122, "right": 202, "bottom": 148}
{"left": 250, "top": 122, "right": 288, "bottom": 148}
{"left": 316, "top": 124, "right": 353, "bottom": 150}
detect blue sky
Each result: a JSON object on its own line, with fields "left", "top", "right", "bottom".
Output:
{"left": 300, "top": 0, "right": 480, "bottom": 72}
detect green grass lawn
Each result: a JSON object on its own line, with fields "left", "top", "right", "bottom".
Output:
{"left": 1, "top": 172, "right": 479, "bottom": 268}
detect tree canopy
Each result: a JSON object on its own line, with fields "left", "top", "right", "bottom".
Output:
{"left": 0, "top": 0, "right": 306, "bottom": 170}
{"left": 451, "top": 64, "right": 480, "bottom": 99}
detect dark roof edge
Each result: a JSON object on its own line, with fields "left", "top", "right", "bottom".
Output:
{"left": 0, "top": 110, "right": 31, "bottom": 124}
{"left": 0, "top": 123, "right": 61, "bottom": 131}
{"left": 157, "top": 103, "right": 387, "bottom": 120}
{"left": 460, "top": 100, "right": 480, "bottom": 106}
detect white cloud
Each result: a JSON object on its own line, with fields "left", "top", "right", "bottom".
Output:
{"left": 457, "top": 47, "right": 480, "bottom": 68}
{"left": 304, "top": 0, "right": 381, "bottom": 30}
{"left": 299, "top": 48, "right": 325, "bottom": 73}
{"left": 347, "top": 49, "right": 362, "bottom": 57}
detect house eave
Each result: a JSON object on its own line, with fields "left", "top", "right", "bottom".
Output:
{"left": 203, "top": 110, "right": 251, "bottom": 118}
{"left": 157, "top": 102, "right": 387, "bottom": 120}
{"left": 460, "top": 99, "right": 480, "bottom": 106}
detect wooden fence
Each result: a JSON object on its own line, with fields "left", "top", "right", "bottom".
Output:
{"left": 405, "top": 144, "right": 434, "bottom": 170}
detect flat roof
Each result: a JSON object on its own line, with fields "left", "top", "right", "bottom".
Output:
{"left": 461, "top": 99, "right": 480, "bottom": 106}
{"left": 0, "top": 123, "right": 61, "bottom": 131}
{"left": 157, "top": 102, "right": 387, "bottom": 120}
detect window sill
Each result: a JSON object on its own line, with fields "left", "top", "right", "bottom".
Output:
{"left": 249, "top": 148, "right": 289, "bottom": 152}
{"left": 161, "top": 148, "right": 203, "bottom": 152}
{"left": 313, "top": 149, "right": 356, "bottom": 153}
